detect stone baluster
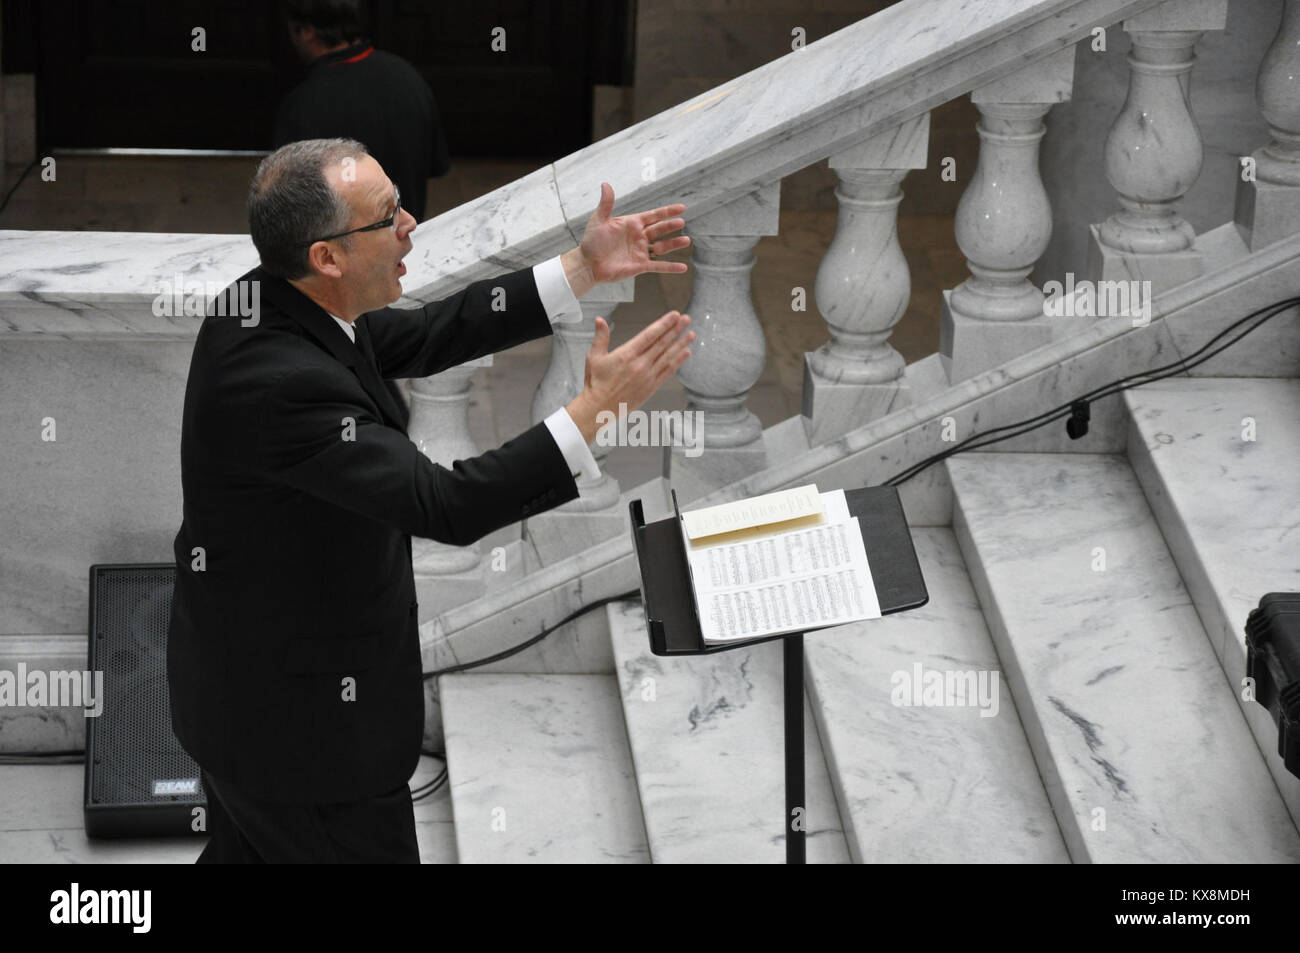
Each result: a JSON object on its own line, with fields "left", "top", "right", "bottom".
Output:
{"left": 803, "top": 114, "right": 928, "bottom": 445}
{"left": 941, "top": 46, "right": 1075, "bottom": 383}
{"left": 522, "top": 279, "right": 634, "bottom": 567}
{"left": 407, "top": 358, "right": 491, "bottom": 610}
{"left": 1087, "top": 0, "right": 1228, "bottom": 292}
{"left": 1235, "top": 0, "right": 1300, "bottom": 251}
{"left": 667, "top": 182, "right": 779, "bottom": 503}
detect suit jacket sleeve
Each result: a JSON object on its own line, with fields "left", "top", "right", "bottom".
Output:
{"left": 253, "top": 367, "right": 578, "bottom": 548}
{"left": 361, "top": 267, "right": 552, "bottom": 380}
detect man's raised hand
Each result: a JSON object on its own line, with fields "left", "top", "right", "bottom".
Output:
{"left": 561, "top": 183, "right": 691, "bottom": 297}
{"left": 565, "top": 310, "right": 694, "bottom": 444}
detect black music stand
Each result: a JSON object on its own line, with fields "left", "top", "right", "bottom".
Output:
{"left": 629, "top": 485, "right": 928, "bottom": 863}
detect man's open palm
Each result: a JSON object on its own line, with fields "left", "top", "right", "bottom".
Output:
{"left": 578, "top": 182, "right": 691, "bottom": 284}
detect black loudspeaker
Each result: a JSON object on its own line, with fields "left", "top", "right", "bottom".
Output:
{"left": 84, "top": 563, "right": 206, "bottom": 838}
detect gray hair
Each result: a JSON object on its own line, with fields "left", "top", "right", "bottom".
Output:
{"left": 248, "top": 138, "right": 369, "bottom": 279}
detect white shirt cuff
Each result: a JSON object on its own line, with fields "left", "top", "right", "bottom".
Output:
{"left": 532, "top": 255, "right": 583, "bottom": 325}
{"left": 543, "top": 406, "right": 601, "bottom": 482}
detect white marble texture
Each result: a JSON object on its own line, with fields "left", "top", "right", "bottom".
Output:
{"left": 394, "top": 165, "right": 578, "bottom": 306}
{"left": 0, "top": 636, "right": 90, "bottom": 753}
{"left": 439, "top": 673, "right": 649, "bottom": 863}
{"left": 399, "top": 0, "right": 1170, "bottom": 304}
{"left": 7, "top": 0, "right": 1293, "bottom": 766}
{"left": 607, "top": 599, "right": 850, "bottom": 863}
{"left": 805, "top": 528, "right": 1069, "bottom": 863}
{"left": 549, "top": 0, "right": 1166, "bottom": 257}
{"left": 0, "top": 0, "right": 1174, "bottom": 320}
{"left": 1161, "top": 228, "right": 1300, "bottom": 378}
{"left": 420, "top": 531, "right": 635, "bottom": 678}
{"left": 0, "top": 231, "right": 256, "bottom": 333}
{"left": 412, "top": 230, "right": 1300, "bottom": 686}
{"left": 0, "top": 339, "right": 190, "bottom": 637}
{"left": 950, "top": 451, "right": 1300, "bottom": 862}
{"left": 1124, "top": 377, "right": 1300, "bottom": 823}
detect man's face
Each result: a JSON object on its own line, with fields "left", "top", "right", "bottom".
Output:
{"left": 323, "top": 155, "right": 416, "bottom": 313}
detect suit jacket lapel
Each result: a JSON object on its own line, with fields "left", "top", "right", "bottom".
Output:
{"left": 261, "top": 271, "right": 408, "bottom": 433}
{"left": 354, "top": 320, "right": 409, "bottom": 433}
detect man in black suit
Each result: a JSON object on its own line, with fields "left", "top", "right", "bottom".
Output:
{"left": 166, "top": 137, "right": 692, "bottom": 863}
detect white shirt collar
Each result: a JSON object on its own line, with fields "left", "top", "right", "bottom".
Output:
{"left": 329, "top": 313, "right": 356, "bottom": 343}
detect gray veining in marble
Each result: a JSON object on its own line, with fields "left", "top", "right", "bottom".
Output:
{"left": 950, "top": 451, "right": 1300, "bottom": 862}
{"left": 0, "top": 231, "right": 257, "bottom": 334}
{"left": 607, "top": 599, "right": 850, "bottom": 863}
{"left": 805, "top": 527, "right": 1069, "bottom": 863}
{"left": 412, "top": 230, "right": 1300, "bottom": 699}
{"left": 1125, "top": 377, "right": 1300, "bottom": 824}
{"left": 440, "top": 673, "right": 649, "bottom": 863}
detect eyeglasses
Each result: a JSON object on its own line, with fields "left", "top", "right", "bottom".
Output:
{"left": 304, "top": 185, "right": 401, "bottom": 245}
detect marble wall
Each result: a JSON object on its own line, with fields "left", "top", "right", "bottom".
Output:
{"left": 0, "top": 338, "right": 192, "bottom": 637}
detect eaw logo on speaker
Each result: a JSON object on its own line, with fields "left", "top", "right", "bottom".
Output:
{"left": 152, "top": 779, "right": 200, "bottom": 797}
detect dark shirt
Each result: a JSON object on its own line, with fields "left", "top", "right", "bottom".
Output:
{"left": 273, "top": 41, "right": 451, "bottom": 222}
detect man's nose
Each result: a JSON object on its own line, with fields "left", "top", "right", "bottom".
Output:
{"left": 398, "top": 208, "right": 418, "bottom": 235}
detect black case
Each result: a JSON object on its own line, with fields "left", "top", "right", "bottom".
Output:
{"left": 1245, "top": 592, "right": 1300, "bottom": 778}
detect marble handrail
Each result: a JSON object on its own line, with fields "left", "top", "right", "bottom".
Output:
{"left": 0, "top": 231, "right": 257, "bottom": 335}
{"left": 0, "top": 0, "right": 1170, "bottom": 328}
{"left": 400, "top": 0, "right": 1170, "bottom": 304}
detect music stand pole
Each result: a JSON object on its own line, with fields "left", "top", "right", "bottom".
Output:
{"left": 784, "top": 632, "right": 806, "bottom": 864}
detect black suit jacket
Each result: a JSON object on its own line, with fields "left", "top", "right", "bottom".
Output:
{"left": 167, "top": 265, "right": 580, "bottom": 803}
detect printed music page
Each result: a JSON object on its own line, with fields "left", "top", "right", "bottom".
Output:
{"left": 678, "top": 487, "right": 881, "bottom": 644}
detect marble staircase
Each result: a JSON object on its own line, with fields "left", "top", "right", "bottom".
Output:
{"left": 952, "top": 449, "right": 1300, "bottom": 863}
{"left": 429, "top": 0, "right": 1300, "bottom": 862}
{"left": 3, "top": 0, "right": 1299, "bottom": 865}
{"left": 442, "top": 375, "right": 1300, "bottom": 862}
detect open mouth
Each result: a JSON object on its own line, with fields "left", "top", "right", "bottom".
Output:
{"left": 397, "top": 261, "right": 407, "bottom": 276}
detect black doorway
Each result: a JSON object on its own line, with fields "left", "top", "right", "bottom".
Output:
{"left": 19, "top": 0, "right": 634, "bottom": 158}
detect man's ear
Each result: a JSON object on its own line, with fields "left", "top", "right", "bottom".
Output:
{"left": 306, "top": 240, "right": 345, "bottom": 280}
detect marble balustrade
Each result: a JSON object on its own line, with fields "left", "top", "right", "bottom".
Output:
{"left": 3, "top": 0, "right": 1299, "bottom": 755}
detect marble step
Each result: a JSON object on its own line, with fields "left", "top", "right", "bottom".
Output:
{"left": 439, "top": 673, "right": 650, "bottom": 863}
{"left": 1125, "top": 378, "right": 1300, "bottom": 824}
{"left": 804, "top": 527, "right": 1069, "bottom": 863}
{"left": 607, "top": 599, "right": 851, "bottom": 863}
{"left": 949, "top": 452, "right": 1300, "bottom": 863}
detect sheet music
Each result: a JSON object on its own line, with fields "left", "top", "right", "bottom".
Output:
{"left": 683, "top": 496, "right": 881, "bottom": 643}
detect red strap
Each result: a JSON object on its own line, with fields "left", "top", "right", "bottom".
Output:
{"left": 332, "top": 45, "right": 374, "bottom": 65}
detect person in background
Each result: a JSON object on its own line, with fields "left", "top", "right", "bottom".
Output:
{"left": 274, "top": 0, "right": 450, "bottom": 224}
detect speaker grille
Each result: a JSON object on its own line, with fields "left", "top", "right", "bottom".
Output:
{"left": 86, "top": 563, "right": 206, "bottom": 836}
